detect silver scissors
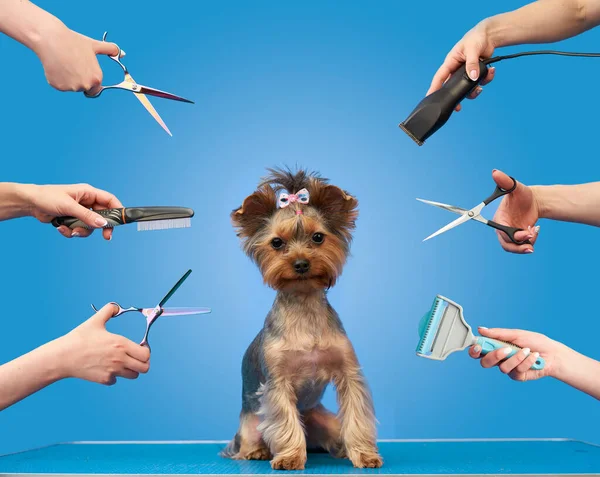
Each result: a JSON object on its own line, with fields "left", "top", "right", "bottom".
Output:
{"left": 417, "top": 176, "right": 531, "bottom": 245}
{"left": 84, "top": 32, "right": 194, "bottom": 136}
{"left": 91, "top": 269, "right": 210, "bottom": 351}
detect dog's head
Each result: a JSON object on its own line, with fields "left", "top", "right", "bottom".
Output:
{"left": 231, "top": 167, "right": 358, "bottom": 292}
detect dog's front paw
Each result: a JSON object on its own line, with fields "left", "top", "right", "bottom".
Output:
{"left": 347, "top": 449, "right": 383, "bottom": 468}
{"left": 270, "top": 449, "right": 307, "bottom": 470}
{"left": 243, "top": 448, "right": 272, "bottom": 460}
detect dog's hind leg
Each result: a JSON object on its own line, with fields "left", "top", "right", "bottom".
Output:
{"left": 304, "top": 404, "right": 345, "bottom": 458}
{"left": 220, "top": 412, "right": 272, "bottom": 461}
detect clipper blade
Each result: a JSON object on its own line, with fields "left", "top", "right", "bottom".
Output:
{"left": 416, "top": 295, "right": 474, "bottom": 361}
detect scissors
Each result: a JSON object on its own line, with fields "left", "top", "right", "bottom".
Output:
{"left": 84, "top": 32, "right": 194, "bottom": 136}
{"left": 417, "top": 176, "right": 531, "bottom": 245}
{"left": 91, "top": 269, "right": 210, "bottom": 351}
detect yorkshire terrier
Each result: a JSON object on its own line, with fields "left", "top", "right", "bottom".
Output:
{"left": 222, "top": 168, "right": 382, "bottom": 470}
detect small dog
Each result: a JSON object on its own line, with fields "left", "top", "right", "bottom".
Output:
{"left": 222, "top": 168, "right": 382, "bottom": 470}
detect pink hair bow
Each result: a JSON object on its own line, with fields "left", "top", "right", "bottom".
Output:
{"left": 277, "top": 188, "right": 310, "bottom": 208}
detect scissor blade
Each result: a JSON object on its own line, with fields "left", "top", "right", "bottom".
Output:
{"left": 136, "top": 85, "right": 194, "bottom": 104}
{"left": 159, "top": 307, "right": 211, "bottom": 316}
{"left": 416, "top": 198, "right": 468, "bottom": 216}
{"left": 423, "top": 213, "right": 472, "bottom": 242}
{"left": 158, "top": 269, "right": 192, "bottom": 308}
{"left": 126, "top": 74, "right": 172, "bottom": 136}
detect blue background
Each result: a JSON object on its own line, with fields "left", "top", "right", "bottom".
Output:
{"left": 1, "top": 0, "right": 600, "bottom": 456}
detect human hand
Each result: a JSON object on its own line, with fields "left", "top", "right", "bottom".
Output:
{"left": 32, "top": 18, "right": 121, "bottom": 94}
{"left": 469, "top": 327, "right": 566, "bottom": 382}
{"left": 426, "top": 20, "right": 496, "bottom": 111}
{"left": 491, "top": 169, "right": 541, "bottom": 254}
{"left": 25, "top": 183, "right": 123, "bottom": 240}
{"left": 55, "top": 303, "right": 150, "bottom": 386}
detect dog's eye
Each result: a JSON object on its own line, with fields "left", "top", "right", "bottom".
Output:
{"left": 312, "top": 233, "right": 325, "bottom": 244}
{"left": 271, "top": 238, "right": 284, "bottom": 249}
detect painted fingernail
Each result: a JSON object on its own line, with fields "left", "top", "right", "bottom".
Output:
{"left": 525, "top": 249, "right": 534, "bottom": 254}
{"left": 71, "top": 231, "right": 80, "bottom": 238}
{"left": 502, "top": 347, "right": 513, "bottom": 355}
{"left": 470, "top": 69, "right": 478, "bottom": 80}
{"left": 522, "top": 348, "right": 531, "bottom": 357}
{"left": 95, "top": 217, "right": 108, "bottom": 227}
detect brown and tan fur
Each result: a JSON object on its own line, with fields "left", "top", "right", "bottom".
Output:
{"left": 221, "top": 168, "right": 382, "bottom": 470}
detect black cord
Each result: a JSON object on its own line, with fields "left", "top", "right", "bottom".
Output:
{"left": 484, "top": 50, "right": 600, "bottom": 65}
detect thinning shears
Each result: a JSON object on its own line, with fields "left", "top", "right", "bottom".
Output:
{"left": 84, "top": 32, "right": 194, "bottom": 136}
{"left": 92, "top": 269, "right": 210, "bottom": 351}
{"left": 417, "top": 176, "right": 531, "bottom": 245}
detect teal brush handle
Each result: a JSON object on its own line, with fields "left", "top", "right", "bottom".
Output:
{"left": 476, "top": 337, "right": 545, "bottom": 370}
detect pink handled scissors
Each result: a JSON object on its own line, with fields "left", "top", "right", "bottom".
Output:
{"left": 91, "top": 269, "right": 210, "bottom": 351}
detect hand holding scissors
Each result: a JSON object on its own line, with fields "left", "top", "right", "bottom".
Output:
{"left": 418, "top": 171, "right": 538, "bottom": 251}
{"left": 84, "top": 32, "right": 194, "bottom": 136}
{"left": 92, "top": 269, "right": 210, "bottom": 352}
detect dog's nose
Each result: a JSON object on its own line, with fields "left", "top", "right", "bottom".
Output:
{"left": 293, "top": 259, "right": 310, "bottom": 275}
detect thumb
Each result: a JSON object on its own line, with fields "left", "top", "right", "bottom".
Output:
{"left": 478, "top": 326, "right": 523, "bottom": 344}
{"left": 492, "top": 169, "right": 518, "bottom": 191}
{"left": 93, "top": 40, "right": 120, "bottom": 57}
{"left": 91, "top": 303, "right": 119, "bottom": 325}
{"left": 464, "top": 45, "right": 482, "bottom": 81}
{"left": 62, "top": 200, "right": 108, "bottom": 228}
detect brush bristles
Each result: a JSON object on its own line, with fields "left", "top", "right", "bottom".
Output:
{"left": 136, "top": 218, "right": 192, "bottom": 231}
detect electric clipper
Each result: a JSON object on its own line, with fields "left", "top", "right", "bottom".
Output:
{"left": 400, "top": 61, "right": 488, "bottom": 146}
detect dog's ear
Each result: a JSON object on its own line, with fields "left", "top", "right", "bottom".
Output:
{"left": 231, "top": 186, "right": 277, "bottom": 238}
{"left": 308, "top": 179, "right": 358, "bottom": 240}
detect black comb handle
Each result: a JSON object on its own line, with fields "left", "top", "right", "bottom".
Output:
{"left": 51, "top": 208, "right": 125, "bottom": 229}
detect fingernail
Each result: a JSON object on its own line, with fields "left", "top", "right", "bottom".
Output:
{"left": 525, "top": 249, "right": 534, "bottom": 254}
{"left": 534, "top": 225, "right": 540, "bottom": 233}
{"left": 95, "top": 217, "right": 108, "bottom": 227}
{"left": 473, "top": 345, "right": 481, "bottom": 353}
{"left": 476, "top": 86, "right": 482, "bottom": 94}
{"left": 503, "top": 347, "right": 513, "bottom": 355}
{"left": 522, "top": 348, "right": 531, "bottom": 357}
{"left": 470, "top": 69, "right": 478, "bottom": 80}
{"left": 533, "top": 352, "right": 540, "bottom": 359}
{"left": 71, "top": 231, "right": 80, "bottom": 238}
{"left": 478, "top": 326, "right": 488, "bottom": 330}
{"left": 492, "top": 169, "right": 497, "bottom": 173}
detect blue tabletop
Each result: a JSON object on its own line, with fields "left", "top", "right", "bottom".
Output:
{"left": 1, "top": 440, "right": 599, "bottom": 475}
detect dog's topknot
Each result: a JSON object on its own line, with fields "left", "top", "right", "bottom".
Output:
{"left": 259, "top": 167, "right": 327, "bottom": 194}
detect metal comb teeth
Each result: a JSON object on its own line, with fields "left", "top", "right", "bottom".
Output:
{"left": 136, "top": 218, "right": 192, "bottom": 231}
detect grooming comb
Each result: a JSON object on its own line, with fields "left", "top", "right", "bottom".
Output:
{"left": 417, "top": 295, "right": 545, "bottom": 370}
{"left": 52, "top": 206, "right": 194, "bottom": 232}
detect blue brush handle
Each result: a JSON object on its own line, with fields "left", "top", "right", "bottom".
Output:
{"left": 476, "top": 337, "right": 545, "bottom": 370}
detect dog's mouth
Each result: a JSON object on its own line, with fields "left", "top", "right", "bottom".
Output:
{"left": 279, "top": 274, "right": 333, "bottom": 290}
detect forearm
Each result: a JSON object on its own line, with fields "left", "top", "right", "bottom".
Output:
{"left": 0, "top": 0, "right": 61, "bottom": 52}
{"left": 532, "top": 182, "right": 600, "bottom": 226}
{"left": 0, "top": 183, "right": 37, "bottom": 221}
{"left": 553, "top": 346, "right": 600, "bottom": 400}
{"left": 481, "top": 0, "right": 600, "bottom": 48}
{"left": 0, "top": 338, "right": 67, "bottom": 411}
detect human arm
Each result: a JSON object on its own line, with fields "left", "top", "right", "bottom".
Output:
{"left": 0, "top": 304, "right": 150, "bottom": 411}
{"left": 0, "top": 182, "right": 123, "bottom": 240}
{"left": 487, "top": 169, "right": 600, "bottom": 254}
{"left": 469, "top": 327, "right": 600, "bottom": 400}
{"left": 427, "top": 0, "right": 600, "bottom": 102}
{"left": 0, "top": 0, "right": 119, "bottom": 94}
